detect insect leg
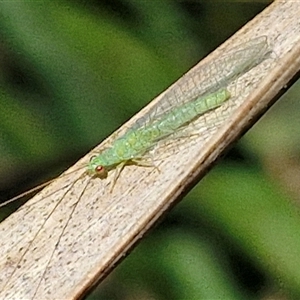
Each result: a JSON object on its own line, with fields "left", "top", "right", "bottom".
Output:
{"left": 109, "top": 161, "right": 127, "bottom": 192}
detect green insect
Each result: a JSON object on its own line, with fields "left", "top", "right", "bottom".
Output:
{"left": 0, "top": 36, "right": 272, "bottom": 299}
{"left": 88, "top": 88, "right": 230, "bottom": 182}
{"left": 0, "top": 36, "right": 271, "bottom": 203}
{"left": 87, "top": 36, "right": 271, "bottom": 185}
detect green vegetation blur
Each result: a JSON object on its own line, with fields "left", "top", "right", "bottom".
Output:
{"left": 1, "top": 1, "right": 300, "bottom": 299}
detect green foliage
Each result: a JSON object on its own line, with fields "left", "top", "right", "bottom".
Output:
{"left": 2, "top": 1, "right": 300, "bottom": 299}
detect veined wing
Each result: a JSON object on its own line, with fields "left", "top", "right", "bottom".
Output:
{"left": 133, "top": 36, "right": 271, "bottom": 131}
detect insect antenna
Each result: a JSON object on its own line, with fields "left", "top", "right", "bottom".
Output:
{"left": 0, "top": 164, "right": 86, "bottom": 209}
{"left": 0, "top": 170, "right": 88, "bottom": 297}
{"left": 31, "top": 172, "right": 92, "bottom": 299}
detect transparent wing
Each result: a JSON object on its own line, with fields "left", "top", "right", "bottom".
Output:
{"left": 133, "top": 36, "right": 271, "bottom": 131}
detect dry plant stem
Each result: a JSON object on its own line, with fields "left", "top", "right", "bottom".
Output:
{"left": 1, "top": 1, "right": 300, "bottom": 299}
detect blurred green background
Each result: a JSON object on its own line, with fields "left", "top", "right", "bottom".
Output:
{"left": 1, "top": 1, "right": 300, "bottom": 299}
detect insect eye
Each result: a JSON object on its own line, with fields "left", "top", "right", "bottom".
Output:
{"left": 94, "top": 165, "right": 108, "bottom": 179}
{"left": 95, "top": 165, "right": 104, "bottom": 173}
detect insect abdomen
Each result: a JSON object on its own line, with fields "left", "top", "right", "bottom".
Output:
{"left": 102, "top": 88, "right": 230, "bottom": 165}
{"left": 154, "top": 88, "right": 230, "bottom": 136}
